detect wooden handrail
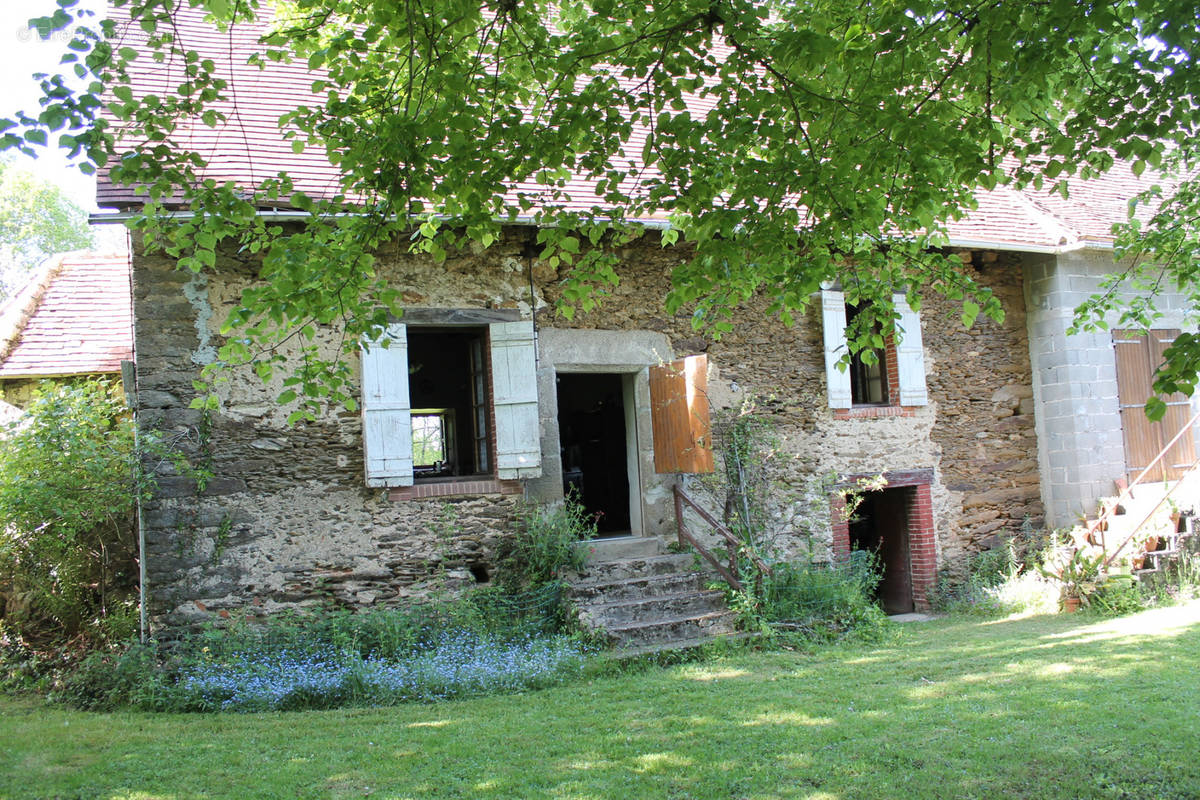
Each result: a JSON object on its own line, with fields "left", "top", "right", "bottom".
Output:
{"left": 1089, "top": 409, "right": 1200, "bottom": 544}
{"left": 1103, "top": 455, "right": 1200, "bottom": 569}
{"left": 673, "top": 484, "right": 772, "bottom": 592}
{"left": 1090, "top": 409, "right": 1200, "bottom": 568}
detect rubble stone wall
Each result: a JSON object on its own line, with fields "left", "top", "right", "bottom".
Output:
{"left": 133, "top": 229, "right": 1041, "bottom": 627}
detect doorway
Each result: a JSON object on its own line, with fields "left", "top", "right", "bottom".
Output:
{"left": 849, "top": 487, "right": 915, "bottom": 614}
{"left": 556, "top": 373, "right": 633, "bottom": 536}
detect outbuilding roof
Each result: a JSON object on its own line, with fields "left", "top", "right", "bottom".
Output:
{"left": 0, "top": 250, "right": 134, "bottom": 379}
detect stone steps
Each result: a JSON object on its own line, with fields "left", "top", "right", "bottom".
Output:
{"left": 567, "top": 552, "right": 698, "bottom": 584}
{"left": 602, "top": 609, "right": 741, "bottom": 650}
{"left": 566, "top": 544, "right": 742, "bottom": 652}
{"left": 583, "top": 589, "right": 729, "bottom": 627}
{"left": 569, "top": 571, "right": 710, "bottom": 604}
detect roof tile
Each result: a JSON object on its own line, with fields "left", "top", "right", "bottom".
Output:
{"left": 0, "top": 251, "right": 133, "bottom": 379}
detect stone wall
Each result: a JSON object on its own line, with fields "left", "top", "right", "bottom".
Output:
{"left": 133, "top": 229, "right": 1042, "bottom": 626}
{"left": 133, "top": 237, "right": 535, "bottom": 628}
{"left": 559, "top": 244, "right": 1041, "bottom": 575}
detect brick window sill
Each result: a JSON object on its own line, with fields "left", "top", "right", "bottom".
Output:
{"left": 833, "top": 405, "right": 916, "bottom": 420}
{"left": 388, "top": 478, "right": 523, "bottom": 501}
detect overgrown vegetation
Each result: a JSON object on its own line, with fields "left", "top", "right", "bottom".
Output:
{"left": 13, "top": 494, "right": 600, "bottom": 713}
{"left": 7, "top": 605, "right": 1200, "bottom": 799}
{"left": 931, "top": 516, "right": 1200, "bottom": 618}
{"left": 929, "top": 527, "right": 1058, "bottom": 616}
{"left": 498, "top": 492, "right": 596, "bottom": 591}
{"left": 698, "top": 405, "right": 890, "bottom": 643}
{"left": 740, "top": 553, "right": 889, "bottom": 643}
{"left": 56, "top": 595, "right": 593, "bottom": 712}
{"left": 0, "top": 381, "right": 140, "bottom": 646}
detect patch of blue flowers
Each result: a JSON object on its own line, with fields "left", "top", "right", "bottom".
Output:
{"left": 174, "top": 630, "right": 591, "bottom": 712}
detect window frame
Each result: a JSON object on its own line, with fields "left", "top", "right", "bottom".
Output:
{"left": 359, "top": 310, "right": 541, "bottom": 490}
{"left": 821, "top": 289, "right": 927, "bottom": 417}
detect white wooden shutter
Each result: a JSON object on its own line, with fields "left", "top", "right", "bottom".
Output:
{"left": 894, "top": 293, "right": 928, "bottom": 406}
{"left": 490, "top": 320, "right": 542, "bottom": 479}
{"left": 360, "top": 323, "right": 414, "bottom": 487}
{"left": 822, "top": 289, "right": 852, "bottom": 409}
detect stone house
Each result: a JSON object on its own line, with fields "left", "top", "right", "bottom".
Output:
{"left": 96, "top": 12, "right": 1198, "bottom": 630}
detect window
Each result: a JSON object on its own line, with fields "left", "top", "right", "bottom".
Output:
{"left": 360, "top": 317, "right": 541, "bottom": 487}
{"left": 412, "top": 410, "right": 453, "bottom": 473}
{"left": 845, "top": 302, "right": 889, "bottom": 406}
{"left": 821, "top": 289, "right": 927, "bottom": 411}
{"left": 408, "top": 328, "right": 490, "bottom": 478}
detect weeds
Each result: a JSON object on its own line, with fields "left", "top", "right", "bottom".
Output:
{"left": 498, "top": 491, "right": 596, "bottom": 591}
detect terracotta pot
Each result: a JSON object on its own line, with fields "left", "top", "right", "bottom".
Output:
{"left": 1062, "top": 595, "right": 1082, "bottom": 613}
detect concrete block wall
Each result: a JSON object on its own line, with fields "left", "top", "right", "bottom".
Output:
{"left": 1025, "top": 249, "right": 1198, "bottom": 529}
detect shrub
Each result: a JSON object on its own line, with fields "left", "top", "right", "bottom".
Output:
{"left": 747, "top": 552, "right": 890, "bottom": 642}
{"left": 498, "top": 492, "right": 596, "bottom": 591}
{"left": 0, "top": 381, "right": 141, "bottom": 644}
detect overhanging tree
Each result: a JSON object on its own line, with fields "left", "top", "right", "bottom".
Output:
{"left": 0, "top": 157, "right": 95, "bottom": 298}
{"left": 3, "top": 0, "right": 1198, "bottom": 417}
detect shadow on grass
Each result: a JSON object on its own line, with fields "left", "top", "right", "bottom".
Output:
{"left": 3, "top": 603, "right": 1200, "bottom": 799}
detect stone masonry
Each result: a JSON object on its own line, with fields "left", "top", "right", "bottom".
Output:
{"left": 132, "top": 229, "right": 1043, "bottom": 626}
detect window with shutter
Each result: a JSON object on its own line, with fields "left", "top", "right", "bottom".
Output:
{"left": 359, "top": 316, "right": 542, "bottom": 488}
{"left": 893, "top": 293, "right": 928, "bottom": 407}
{"left": 649, "top": 354, "right": 715, "bottom": 473}
{"left": 360, "top": 324, "right": 414, "bottom": 487}
{"left": 490, "top": 320, "right": 542, "bottom": 479}
{"left": 821, "top": 289, "right": 928, "bottom": 415}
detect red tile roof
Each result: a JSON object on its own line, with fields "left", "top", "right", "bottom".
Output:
{"left": 0, "top": 251, "right": 133, "bottom": 378}
{"left": 95, "top": 6, "right": 1162, "bottom": 253}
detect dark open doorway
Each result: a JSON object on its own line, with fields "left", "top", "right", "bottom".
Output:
{"left": 557, "top": 373, "right": 632, "bottom": 536}
{"left": 849, "top": 487, "right": 915, "bottom": 614}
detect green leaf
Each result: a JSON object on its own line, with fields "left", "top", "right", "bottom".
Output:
{"left": 1144, "top": 396, "right": 1167, "bottom": 422}
{"left": 961, "top": 300, "right": 980, "bottom": 329}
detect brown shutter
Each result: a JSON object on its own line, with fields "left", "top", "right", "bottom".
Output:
{"left": 1148, "top": 330, "right": 1196, "bottom": 479}
{"left": 649, "top": 355, "right": 715, "bottom": 474}
{"left": 1113, "top": 329, "right": 1195, "bottom": 481}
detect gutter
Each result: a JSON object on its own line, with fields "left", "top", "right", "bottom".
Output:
{"left": 89, "top": 210, "right": 1112, "bottom": 253}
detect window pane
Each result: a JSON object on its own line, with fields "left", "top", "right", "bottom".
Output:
{"left": 412, "top": 413, "right": 446, "bottom": 466}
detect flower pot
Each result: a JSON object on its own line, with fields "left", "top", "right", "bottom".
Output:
{"left": 1062, "top": 595, "right": 1082, "bottom": 613}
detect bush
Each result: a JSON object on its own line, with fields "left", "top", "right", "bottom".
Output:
{"left": 498, "top": 493, "right": 596, "bottom": 591}
{"left": 747, "top": 552, "right": 890, "bottom": 642}
{"left": 0, "top": 381, "right": 140, "bottom": 644}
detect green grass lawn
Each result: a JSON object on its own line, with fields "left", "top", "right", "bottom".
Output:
{"left": 3, "top": 603, "right": 1200, "bottom": 800}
